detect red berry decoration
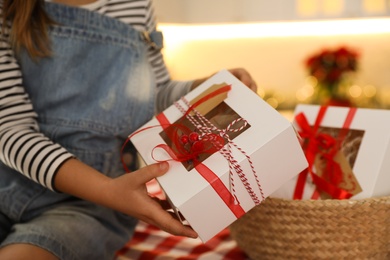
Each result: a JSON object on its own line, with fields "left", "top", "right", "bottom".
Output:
{"left": 180, "top": 134, "right": 189, "bottom": 144}
{"left": 191, "top": 141, "right": 204, "bottom": 152}
{"left": 189, "top": 132, "right": 199, "bottom": 143}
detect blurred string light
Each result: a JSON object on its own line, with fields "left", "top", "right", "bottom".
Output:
{"left": 349, "top": 85, "right": 362, "bottom": 98}
{"left": 257, "top": 87, "right": 266, "bottom": 99}
{"left": 265, "top": 97, "right": 279, "bottom": 109}
{"left": 261, "top": 90, "right": 295, "bottom": 110}
{"left": 363, "top": 85, "right": 377, "bottom": 98}
{"left": 255, "top": 80, "right": 381, "bottom": 109}
{"left": 296, "top": 76, "right": 317, "bottom": 102}
{"left": 294, "top": 76, "right": 383, "bottom": 108}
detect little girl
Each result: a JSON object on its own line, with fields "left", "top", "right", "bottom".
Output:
{"left": 0, "top": 0, "right": 256, "bottom": 259}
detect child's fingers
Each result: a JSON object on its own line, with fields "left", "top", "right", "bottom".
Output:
{"left": 131, "top": 162, "right": 169, "bottom": 185}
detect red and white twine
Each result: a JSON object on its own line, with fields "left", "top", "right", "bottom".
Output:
{"left": 174, "top": 97, "right": 265, "bottom": 206}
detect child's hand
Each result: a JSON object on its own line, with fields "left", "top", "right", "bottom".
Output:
{"left": 191, "top": 67, "right": 257, "bottom": 93}
{"left": 54, "top": 158, "right": 197, "bottom": 238}
{"left": 227, "top": 68, "right": 257, "bottom": 93}
{"left": 104, "top": 162, "right": 198, "bottom": 239}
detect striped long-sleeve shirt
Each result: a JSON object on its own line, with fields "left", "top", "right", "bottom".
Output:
{"left": 0, "top": 0, "right": 193, "bottom": 190}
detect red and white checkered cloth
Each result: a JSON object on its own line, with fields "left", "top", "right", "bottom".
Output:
{"left": 115, "top": 180, "right": 249, "bottom": 260}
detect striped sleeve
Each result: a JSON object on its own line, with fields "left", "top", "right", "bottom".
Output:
{"left": 144, "top": 0, "right": 193, "bottom": 112}
{"left": 0, "top": 39, "right": 73, "bottom": 191}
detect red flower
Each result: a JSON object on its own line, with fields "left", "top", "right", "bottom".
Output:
{"left": 305, "top": 46, "right": 359, "bottom": 86}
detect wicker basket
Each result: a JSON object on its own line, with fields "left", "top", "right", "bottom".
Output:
{"left": 229, "top": 196, "right": 390, "bottom": 259}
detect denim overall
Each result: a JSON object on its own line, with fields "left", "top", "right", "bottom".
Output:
{"left": 0, "top": 3, "right": 157, "bottom": 259}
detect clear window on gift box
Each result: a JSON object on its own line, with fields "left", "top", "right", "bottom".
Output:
{"left": 160, "top": 101, "right": 250, "bottom": 171}
{"left": 311, "top": 126, "right": 365, "bottom": 198}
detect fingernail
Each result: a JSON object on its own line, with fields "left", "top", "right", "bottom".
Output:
{"left": 159, "top": 162, "right": 169, "bottom": 171}
{"left": 189, "top": 231, "right": 198, "bottom": 239}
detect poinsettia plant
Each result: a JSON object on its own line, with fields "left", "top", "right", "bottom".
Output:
{"left": 305, "top": 46, "right": 359, "bottom": 104}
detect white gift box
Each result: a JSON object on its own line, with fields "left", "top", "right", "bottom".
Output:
{"left": 272, "top": 104, "right": 390, "bottom": 200}
{"left": 130, "top": 70, "right": 308, "bottom": 242}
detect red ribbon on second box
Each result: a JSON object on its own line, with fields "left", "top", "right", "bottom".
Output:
{"left": 293, "top": 106, "right": 357, "bottom": 200}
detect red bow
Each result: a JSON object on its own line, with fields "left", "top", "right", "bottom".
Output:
{"left": 294, "top": 106, "right": 353, "bottom": 200}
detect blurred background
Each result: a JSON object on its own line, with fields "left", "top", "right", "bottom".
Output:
{"left": 153, "top": 0, "right": 390, "bottom": 111}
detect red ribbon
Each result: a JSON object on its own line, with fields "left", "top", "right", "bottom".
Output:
{"left": 156, "top": 106, "right": 245, "bottom": 218}
{"left": 293, "top": 106, "right": 357, "bottom": 200}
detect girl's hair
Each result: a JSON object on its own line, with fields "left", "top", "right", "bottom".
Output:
{"left": 1, "top": 0, "right": 54, "bottom": 58}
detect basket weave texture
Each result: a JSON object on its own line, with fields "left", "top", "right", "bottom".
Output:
{"left": 229, "top": 196, "right": 390, "bottom": 260}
